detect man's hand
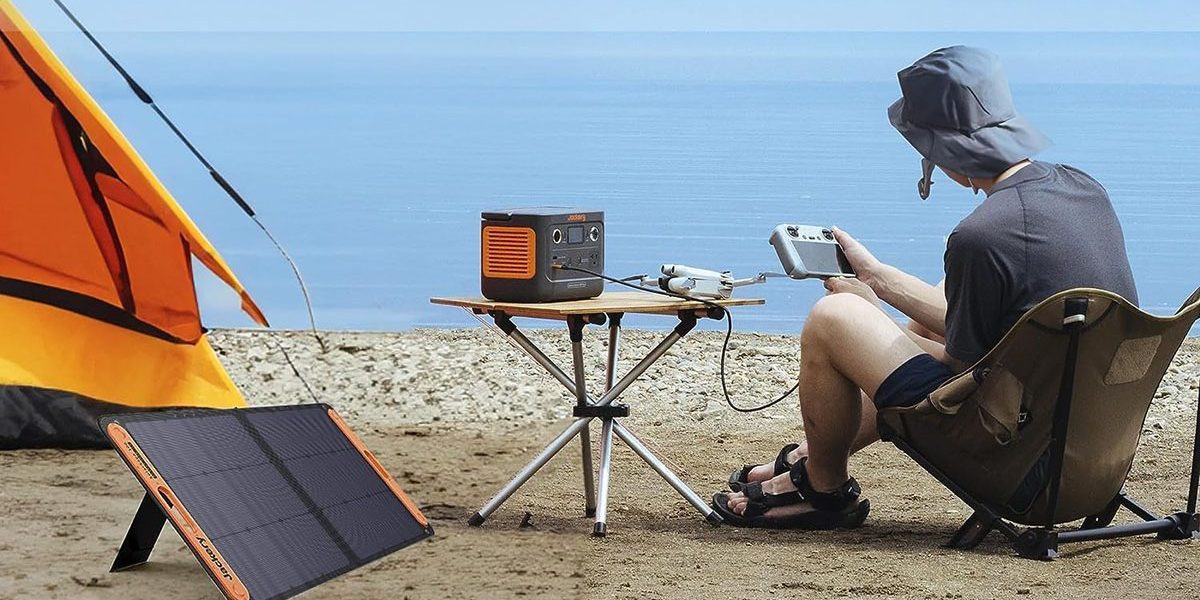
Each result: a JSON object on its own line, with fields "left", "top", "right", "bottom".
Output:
{"left": 830, "top": 227, "right": 948, "bottom": 339}
{"left": 824, "top": 276, "right": 881, "bottom": 308}
{"left": 831, "top": 227, "right": 885, "bottom": 289}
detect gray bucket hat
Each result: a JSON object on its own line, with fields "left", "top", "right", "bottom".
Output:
{"left": 888, "top": 46, "right": 1051, "bottom": 179}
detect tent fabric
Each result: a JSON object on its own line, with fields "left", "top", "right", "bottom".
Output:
{"left": 0, "top": 295, "right": 244, "bottom": 449}
{"left": 0, "top": 0, "right": 266, "bottom": 336}
{"left": 0, "top": 0, "right": 260, "bottom": 447}
{"left": 0, "top": 385, "right": 152, "bottom": 449}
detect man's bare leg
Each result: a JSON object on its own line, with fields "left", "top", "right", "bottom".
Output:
{"left": 742, "top": 314, "right": 944, "bottom": 484}
{"left": 727, "top": 292, "right": 927, "bottom": 515}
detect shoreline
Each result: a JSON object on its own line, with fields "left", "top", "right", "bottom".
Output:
{"left": 208, "top": 328, "right": 1200, "bottom": 436}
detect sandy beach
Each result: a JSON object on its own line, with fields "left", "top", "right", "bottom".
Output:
{"left": 1, "top": 328, "right": 1198, "bottom": 599}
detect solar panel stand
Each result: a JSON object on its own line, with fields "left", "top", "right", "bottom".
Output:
{"left": 469, "top": 309, "right": 724, "bottom": 534}
{"left": 110, "top": 492, "right": 167, "bottom": 572}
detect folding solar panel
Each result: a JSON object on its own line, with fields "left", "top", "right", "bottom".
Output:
{"left": 102, "top": 404, "right": 433, "bottom": 600}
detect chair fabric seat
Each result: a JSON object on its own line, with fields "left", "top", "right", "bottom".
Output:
{"left": 879, "top": 288, "right": 1200, "bottom": 526}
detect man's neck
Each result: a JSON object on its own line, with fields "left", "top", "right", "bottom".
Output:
{"left": 980, "top": 160, "right": 1033, "bottom": 194}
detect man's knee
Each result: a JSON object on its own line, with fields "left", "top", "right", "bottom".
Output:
{"left": 803, "top": 293, "right": 874, "bottom": 346}
{"left": 907, "top": 319, "right": 931, "bottom": 338}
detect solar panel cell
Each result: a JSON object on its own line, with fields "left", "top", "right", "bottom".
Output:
{"left": 168, "top": 462, "right": 306, "bottom": 540}
{"left": 245, "top": 408, "right": 352, "bottom": 460}
{"left": 126, "top": 413, "right": 263, "bottom": 478}
{"left": 324, "top": 489, "right": 430, "bottom": 560}
{"left": 217, "top": 512, "right": 350, "bottom": 600}
{"left": 284, "top": 449, "right": 388, "bottom": 509}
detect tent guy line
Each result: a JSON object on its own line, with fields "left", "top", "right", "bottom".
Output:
{"left": 50, "top": 0, "right": 326, "bottom": 353}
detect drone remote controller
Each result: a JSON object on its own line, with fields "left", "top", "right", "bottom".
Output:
{"left": 769, "top": 224, "right": 855, "bottom": 280}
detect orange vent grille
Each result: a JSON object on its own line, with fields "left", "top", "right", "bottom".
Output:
{"left": 482, "top": 226, "right": 536, "bottom": 279}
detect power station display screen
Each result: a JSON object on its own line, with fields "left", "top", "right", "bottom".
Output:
{"left": 103, "top": 404, "right": 432, "bottom": 600}
{"left": 567, "top": 225, "right": 584, "bottom": 244}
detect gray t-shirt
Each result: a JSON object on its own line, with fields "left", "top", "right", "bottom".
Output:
{"left": 943, "top": 161, "right": 1138, "bottom": 364}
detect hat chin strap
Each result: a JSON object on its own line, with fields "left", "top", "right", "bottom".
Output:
{"left": 917, "top": 158, "right": 935, "bottom": 200}
{"left": 967, "top": 176, "right": 981, "bottom": 195}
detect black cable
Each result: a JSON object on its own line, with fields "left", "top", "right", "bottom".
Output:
{"left": 555, "top": 265, "right": 797, "bottom": 412}
{"left": 50, "top": 0, "right": 327, "bottom": 355}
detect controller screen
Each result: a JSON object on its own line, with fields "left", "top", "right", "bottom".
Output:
{"left": 793, "top": 239, "right": 854, "bottom": 277}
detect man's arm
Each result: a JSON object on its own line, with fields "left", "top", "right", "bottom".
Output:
{"left": 831, "top": 228, "right": 947, "bottom": 336}
{"left": 871, "top": 264, "right": 947, "bottom": 337}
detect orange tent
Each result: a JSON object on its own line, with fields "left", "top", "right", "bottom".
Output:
{"left": 0, "top": 0, "right": 267, "bottom": 448}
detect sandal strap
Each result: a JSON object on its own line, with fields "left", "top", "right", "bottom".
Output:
{"left": 772, "top": 443, "right": 801, "bottom": 476}
{"left": 728, "top": 465, "right": 753, "bottom": 489}
{"left": 741, "top": 482, "right": 803, "bottom": 507}
{"left": 788, "top": 457, "right": 862, "bottom": 512}
{"left": 729, "top": 443, "right": 803, "bottom": 492}
{"left": 741, "top": 500, "right": 771, "bottom": 519}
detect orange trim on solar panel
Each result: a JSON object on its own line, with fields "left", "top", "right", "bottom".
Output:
{"left": 106, "top": 423, "right": 251, "bottom": 600}
{"left": 326, "top": 408, "right": 430, "bottom": 528}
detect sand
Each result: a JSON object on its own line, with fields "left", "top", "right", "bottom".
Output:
{"left": 1, "top": 328, "right": 1198, "bottom": 599}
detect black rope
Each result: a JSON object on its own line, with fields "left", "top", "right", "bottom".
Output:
{"left": 555, "top": 265, "right": 797, "bottom": 412}
{"left": 50, "top": 0, "right": 327, "bottom": 355}
{"left": 274, "top": 336, "right": 322, "bottom": 405}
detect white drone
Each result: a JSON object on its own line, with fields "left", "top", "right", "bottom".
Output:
{"left": 632, "top": 264, "right": 786, "bottom": 300}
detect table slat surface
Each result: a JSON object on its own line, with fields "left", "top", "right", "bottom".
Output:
{"left": 430, "top": 291, "right": 763, "bottom": 318}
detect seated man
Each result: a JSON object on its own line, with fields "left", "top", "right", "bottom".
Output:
{"left": 712, "top": 46, "right": 1139, "bottom": 529}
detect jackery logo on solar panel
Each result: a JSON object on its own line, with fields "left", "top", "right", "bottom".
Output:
{"left": 197, "top": 536, "right": 234, "bottom": 581}
{"left": 124, "top": 441, "right": 159, "bottom": 480}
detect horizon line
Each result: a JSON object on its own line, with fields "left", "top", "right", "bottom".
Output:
{"left": 40, "top": 28, "right": 1200, "bottom": 35}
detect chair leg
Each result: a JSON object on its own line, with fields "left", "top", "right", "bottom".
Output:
{"left": 1158, "top": 512, "right": 1200, "bottom": 540}
{"left": 1013, "top": 528, "right": 1059, "bottom": 561}
{"left": 1081, "top": 494, "right": 1123, "bottom": 530}
{"left": 945, "top": 511, "right": 996, "bottom": 550}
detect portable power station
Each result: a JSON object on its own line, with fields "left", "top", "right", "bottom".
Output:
{"left": 481, "top": 208, "right": 604, "bottom": 302}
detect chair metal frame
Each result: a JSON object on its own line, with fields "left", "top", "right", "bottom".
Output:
{"left": 879, "top": 296, "right": 1200, "bottom": 560}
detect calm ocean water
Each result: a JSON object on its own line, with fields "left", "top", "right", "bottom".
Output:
{"left": 39, "top": 32, "right": 1200, "bottom": 333}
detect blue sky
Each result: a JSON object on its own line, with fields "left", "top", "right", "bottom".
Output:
{"left": 14, "top": 0, "right": 1200, "bottom": 32}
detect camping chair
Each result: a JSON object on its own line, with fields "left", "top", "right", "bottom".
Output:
{"left": 878, "top": 287, "right": 1200, "bottom": 559}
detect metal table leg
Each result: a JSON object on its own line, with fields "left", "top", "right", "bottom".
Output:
{"left": 469, "top": 416, "right": 594, "bottom": 526}
{"left": 592, "top": 312, "right": 622, "bottom": 535}
{"left": 470, "top": 311, "right": 716, "bottom": 529}
{"left": 568, "top": 316, "right": 597, "bottom": 516}
{"left": 605, "top": 313, "right": 623, "bottom": 390}
{"left": 614, "top": 421, "right": 721, "bottom": 524}
{"left": 579, "top": 427, "right": 596, "bottom": 516}
{"left": 593, "top": 418, "right": 616, "bottom": 536}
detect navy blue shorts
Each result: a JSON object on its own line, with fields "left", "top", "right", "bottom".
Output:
{"left": 873, "top": 354, "right": 955, "bottom": 409}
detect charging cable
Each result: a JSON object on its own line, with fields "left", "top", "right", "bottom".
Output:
{"left": 554, "top": 264, "right": 797, "bottom": 412}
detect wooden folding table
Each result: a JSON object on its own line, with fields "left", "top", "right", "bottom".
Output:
{"left": 430, "top": 292, "right": 764, "bottom": 535}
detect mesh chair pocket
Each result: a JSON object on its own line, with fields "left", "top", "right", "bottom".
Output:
{"left": 1104, "top": 335, "right": 1162, "bottom": 386}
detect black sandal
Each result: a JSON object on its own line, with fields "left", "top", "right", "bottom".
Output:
{"left": 712, "top": 480, "right": 803, "bottom": 528}
{"left": 727, "top": 443, "right": 801, "bottom": 492}
{"left": 712, "top": 458, "right": 870, "bottom": 530}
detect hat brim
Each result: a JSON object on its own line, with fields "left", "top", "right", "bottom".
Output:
{"left": 888, "top": 97, "right": 1052, "bottom": 179}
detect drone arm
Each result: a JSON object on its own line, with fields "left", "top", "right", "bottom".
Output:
{"left": 729, "top": 272, "right": 786, "bottom": 287}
